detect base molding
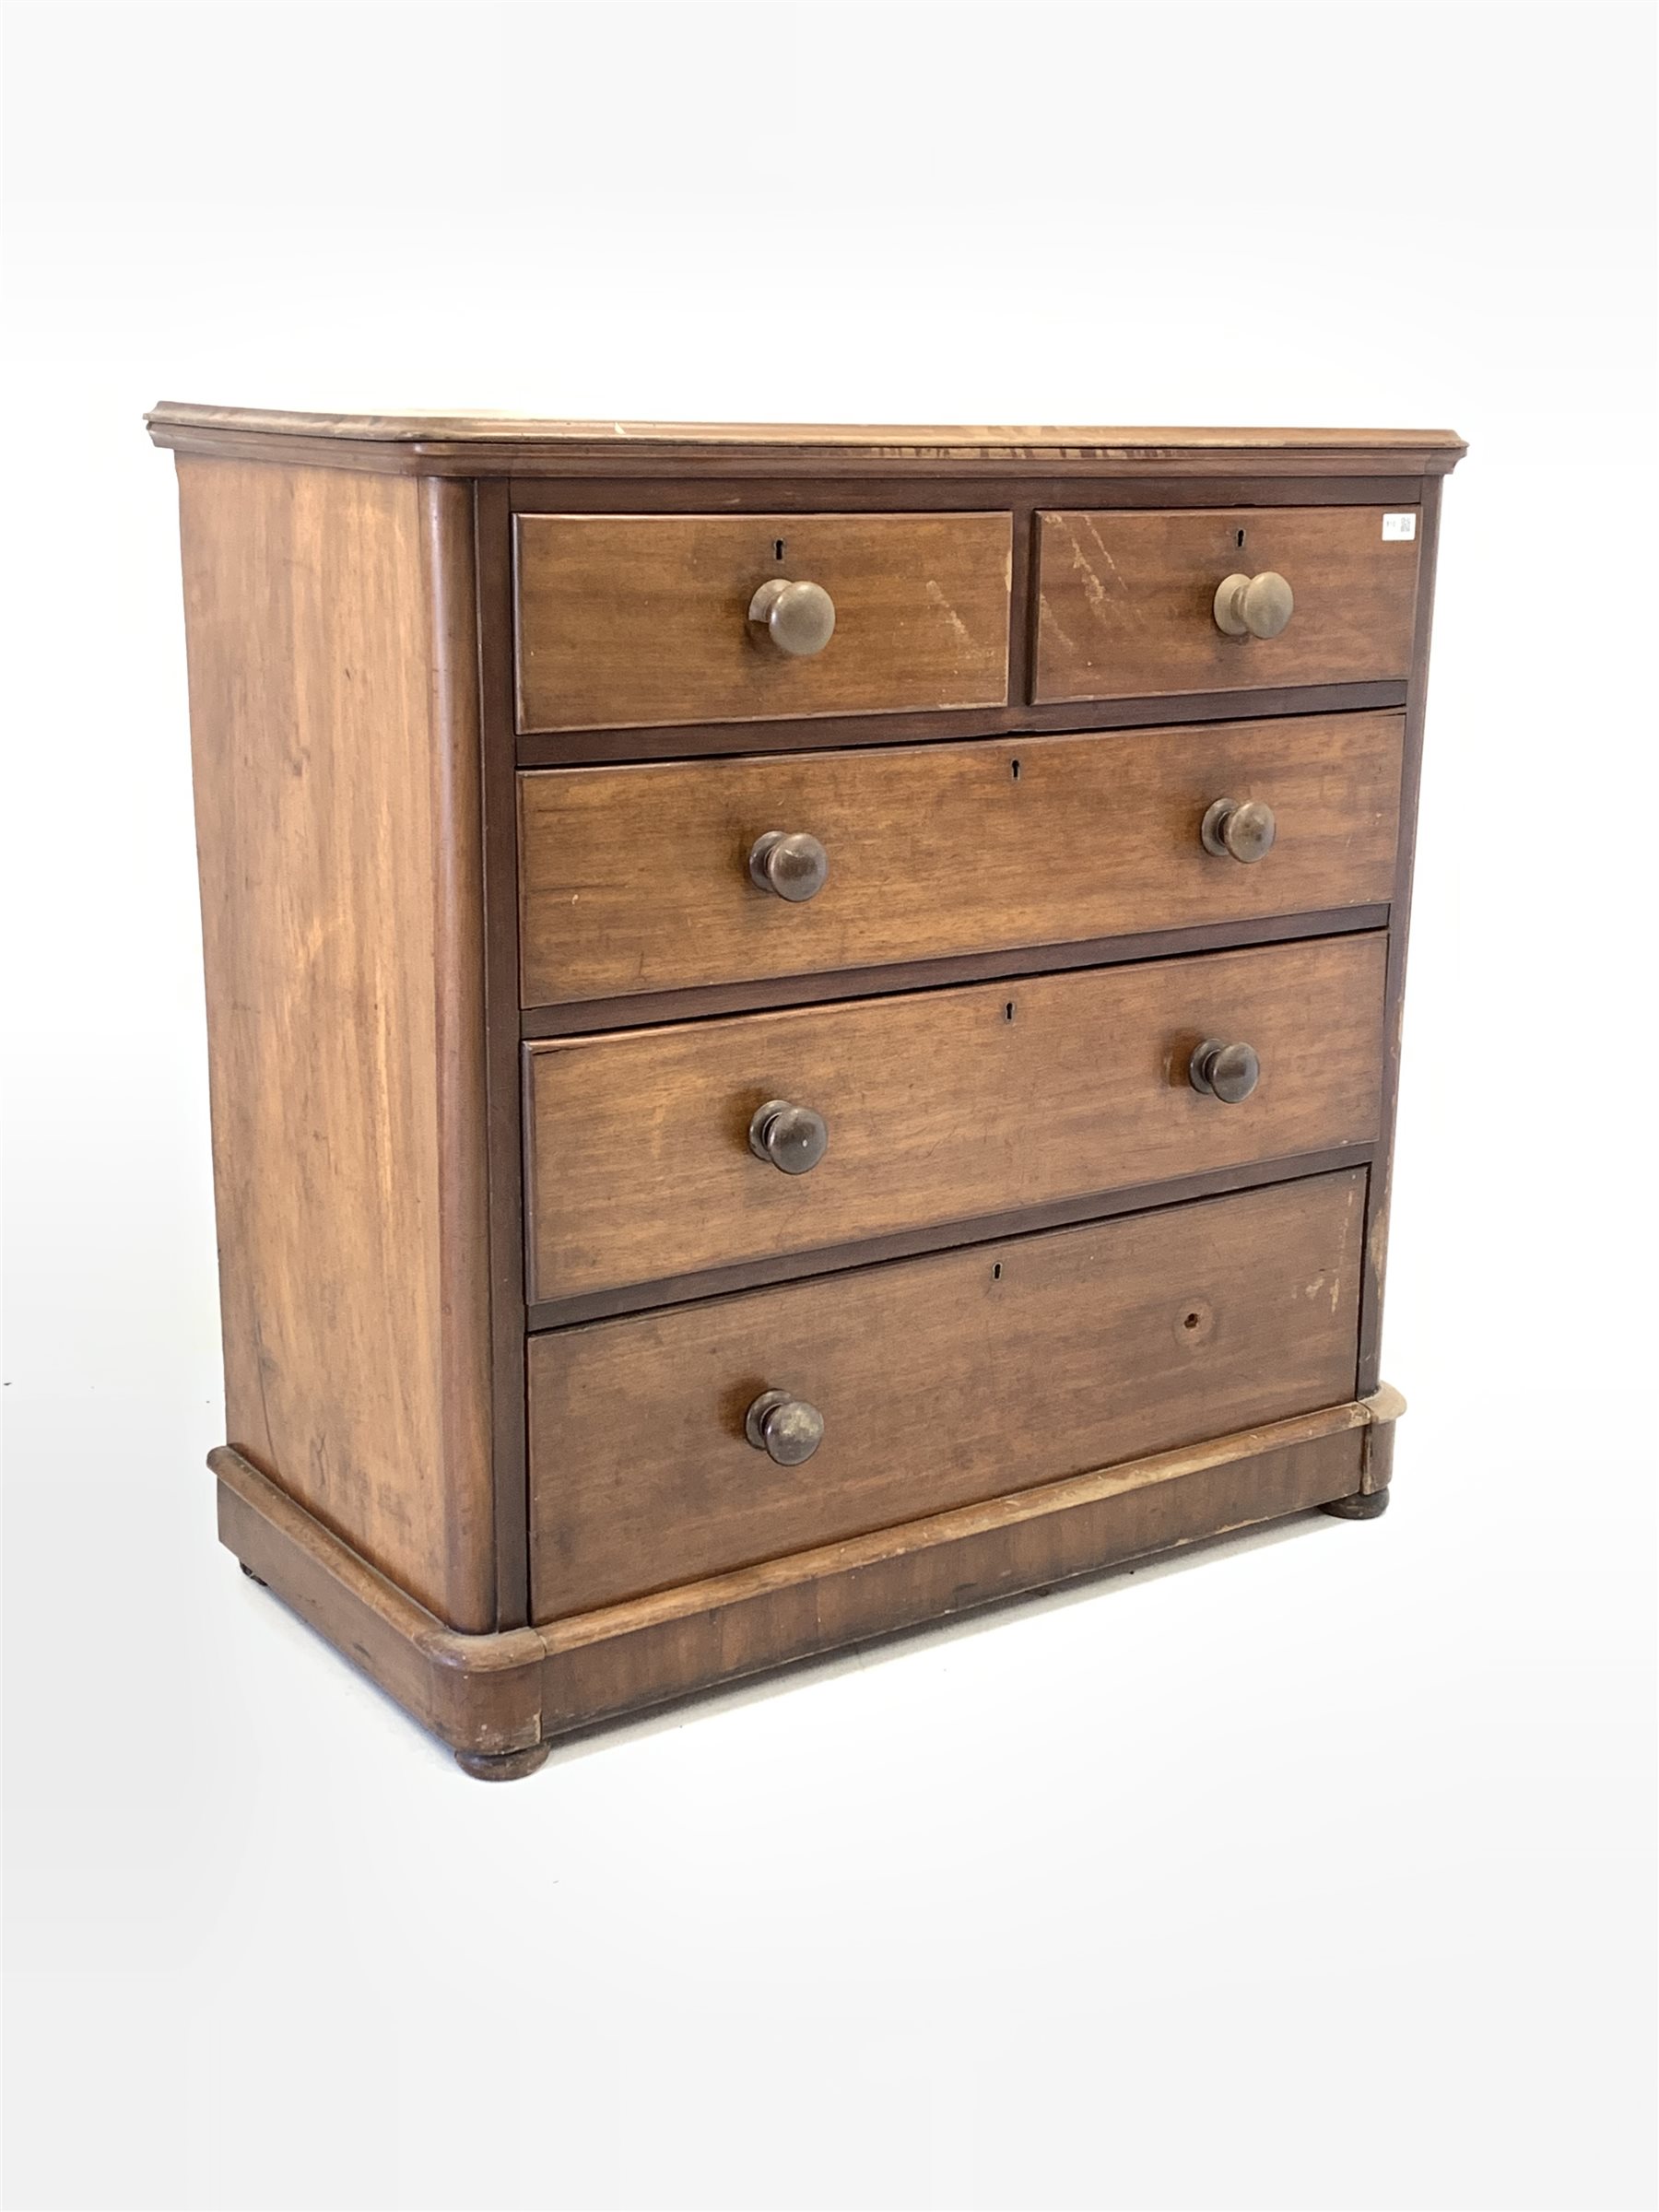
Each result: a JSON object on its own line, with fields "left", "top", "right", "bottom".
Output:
{"left": 213, "top": 1385, "right": 1406, "bottom": 1771}
{"left": 216, "top": 1452, "right": 547, "bottom": 1759}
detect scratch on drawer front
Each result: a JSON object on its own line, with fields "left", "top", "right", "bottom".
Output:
{"left": 924, "top": 576, "right": 971, "bottom": 648}
{"left": 1068, "top": 538, "right": 1107, "bottom": 613}
{"left": 1036, "top": 594, "right": 1079, "bottom": 658}
{"left": 1077, "top": 516, "right": 1146, "bottom": 623}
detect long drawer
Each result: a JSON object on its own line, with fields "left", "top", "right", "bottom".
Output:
{"left": 527, "top": 1171, "right": 1367, "bottom": 1618}
{"left": 514, "top": 511, "right": 1012, "bottom": 733}
{"left": 517, "top": 711, "right": 1404, "bottom": 1007}
{"left": 1033, "top": 506, "right": 1420, "bottom": 702}
{"left": 524, "top": 933, "right": 1387, "bottom": 1303}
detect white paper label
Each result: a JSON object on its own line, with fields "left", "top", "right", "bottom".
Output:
{"left": 1382, "top": 512, "right": 1418, "bottom": 541}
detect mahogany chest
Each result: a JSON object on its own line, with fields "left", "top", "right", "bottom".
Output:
{"left": 147, "top": 408, "right": 1465, "bottom": 1777}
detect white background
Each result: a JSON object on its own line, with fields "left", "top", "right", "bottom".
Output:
{"left": 4, "top": 4, "right": 1655, "bottom": 2207}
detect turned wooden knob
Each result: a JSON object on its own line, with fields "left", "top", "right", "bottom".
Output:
{"left": 748, "top": 1099, "right": 829, "bottom": 1174}
{"left": 746, "top": 1389, "right": 825, "bottom": 1465}
{"left": 1189, "top": 1039, "right": 1261, "bottom": 1103}
{"left": 748, "top": 830, "right": 830, "bottom": 901}
{"left": 747, "top": 578, "right": 836, "bottom": 657}
{"left": 1201, "top": 797, "right": 1277, "bottom": 864}
{"left": 1213, "top": 571, "right": 1294, "bottom": 639}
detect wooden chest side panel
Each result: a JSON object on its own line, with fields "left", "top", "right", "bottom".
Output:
{"left": 524, "top": 933, "right": 1388, "bottom": 1302}
{"left": 528, "top": 1171, "right": 1366, "bottom": 1618}
{"left": 1034, "top": 507, "right": 1420, "bottom": 701}
{"left": 514, "top": 511, "right": 1011, "bottom": 732}
{"left": 176, "top": 459, "right": 495, "bottom": 1630}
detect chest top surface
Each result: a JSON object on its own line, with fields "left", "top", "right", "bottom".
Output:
{"left": 146, "top": 405, "right": 1468, "bottom": 478}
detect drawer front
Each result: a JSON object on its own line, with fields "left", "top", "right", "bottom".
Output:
{"left": 518, "top": 711, "right": 1403, "bottom": 1006}
{"left": 528, "top": 1171, "right": 1367, "bottom": 1618}
{"left": 1033, "top": 507, "right": 1419, "bottom": 703}
{"left": 524, "top": 933, "right": 1386, "bottom": 1302}
{"left": 514, "top": 512, "right": 1012, "bottom": 733}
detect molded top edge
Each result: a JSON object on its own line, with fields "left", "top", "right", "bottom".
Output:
{"left": 147, "top": 402, "right": 1468, "bottom": 460}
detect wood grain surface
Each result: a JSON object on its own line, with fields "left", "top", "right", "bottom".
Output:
{"left": 1034, "top": 506, "right": 1420, "bottom": 702}
{"left": 528, "top": 1171, "right": 1366, "bottom": 1617}
{"left": 514, "top": 511, "right": 1012, "bottom": 731}
{"left": 177, "top": 459, "right": 495, "bottom": 1630}
{"left": 518, "top": 711, "right": 1404, "bottom": 1005}
{"left": 524, "top": 933, "right": 1389, "bottom": 1301}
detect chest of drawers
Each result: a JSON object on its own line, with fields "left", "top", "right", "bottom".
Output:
{"left": 147, "top": 408, "right": 1465, "bottom": 1778}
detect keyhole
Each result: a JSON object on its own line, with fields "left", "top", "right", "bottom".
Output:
{"left": 1235, "top": 528, "right": 1246, "bottom": 548}
{"left": 1004, "top": 1001, "right": 1017, "bottom": 1022}
{"left": 1010, "top": 758, "right": 1021, "bottom": 782}
{"left": 992, "top": 1263, "right": 1003, "bottom": 1281}
{"left": 773, "top": 539, "right": 786, "bottom": 561}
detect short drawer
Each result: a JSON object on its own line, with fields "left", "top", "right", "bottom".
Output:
{"left": 1033, "top": 506, "right": 1420, "bottom": 703}
{"left": 518, "top": 711, "right": 1404, "bottom": 1006}
{"left": 527, "top": 1170, "right": 1367, "bottom": 1618}
{"left": 524, "top": 932, "right": 1387, "bottom": 1303}
{"left": 514, "top": 511, "right": 1012, "bottom": 733}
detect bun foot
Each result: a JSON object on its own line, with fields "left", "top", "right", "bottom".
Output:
{"left": 1321, "top": 1488, "right": 1391, "bottom": 1521}
{"left": 239, "top": 1562, "right": 268, "bottom": 1586}
{"left": 454, "top": 1742, "right": 551, "bottom": 1783}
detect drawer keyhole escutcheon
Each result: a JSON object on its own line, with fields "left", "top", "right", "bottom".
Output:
{"left": 1201, "top": 797, "right": 1277, "bottom": 865}
{"left": 748, "top": 830, "right": 830, "bottom": 902}
{"left": 1213, "top": 570, "right": 1294, "bottom": 640}
{"left": 747, "top": 577, "right": 836, "bottom": 657}
{"left": 748, "top": 1099, "right": 829, "bottom": 1175}
{"left": 746, "top": 1390, "right": 825, "bottom": 1466}
{"left": 1189, "top": 1039, "right": 1261, "bottom": 1104}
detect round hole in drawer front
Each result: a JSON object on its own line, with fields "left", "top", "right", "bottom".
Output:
{"left": 1175, "top": 1299, "right": 1216, "bottom": 1347}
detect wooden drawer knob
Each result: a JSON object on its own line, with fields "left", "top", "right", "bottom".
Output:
{"left": 1200, "top": 797, "right": 1277, "bottom": 864}
{"left": 745, "top": 1389, "right": 825, "bottom": 1465}
{"left": 1189, "top": 1038, "right": 1261, "bottom": 1103}
{"left": 1213, "top": 571, "right": 1294, "bottom": 640}
{"left": 748, "top": 830, "right": 830, "bottom": 902}
{"left": 748, "top": 578, "right": 836, "bottom": 657}
{"left": 747, "top": 1098, "right": 829, "bottom": 1174}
